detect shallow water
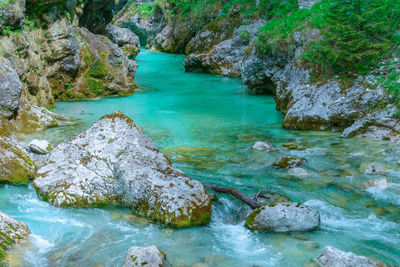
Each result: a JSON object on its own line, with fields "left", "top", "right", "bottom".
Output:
{"left": 2, "top": 49, "right": 400, "bottom": 266}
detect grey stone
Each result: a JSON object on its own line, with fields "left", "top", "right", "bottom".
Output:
{"left": 315, "top": 246, "right": 384, "bottom": 267}
{"left": 245, "top": 202, "right": 320, "bottom": 232}
{"left": 0, "top": 59, "right": 23, "bottom": 118}
{"left": 298, "top": 0, "right": 321, "bottom": 9}
{"left": 122, "top": 245, "right": 165, "bottom": 267}
{"left": 0, "top": 210, "right": 30, "bottom": 257}
{"left": 28, "top": 139, "right": 52, "bottom": 154}
{"left": 33, "top": 112, "right": 211, "bottom": 227}
{"left": 0, "top": 0, "right": 25, "bottom": 29}
{"left": 252, "top": 141, "right": 275, "bottom": 151}
{"left": 105, "top": 24, "right": 140, "bottom": 59}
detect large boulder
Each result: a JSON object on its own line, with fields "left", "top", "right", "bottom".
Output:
{"left": 245, "top": 202, "right": 320, "bottom": 232}
{"left": 184, "top": 20, "right": 264, "bottom": 78}
{"left": 0, "top": 59, "right": 23, "bottom": 119}
{"left": 0, "top": 211, "right": 30, "bottom": 259}
{"left": 122, "top": 245, "right": 166, "bottom": 267}
{"left": 105, "top": 24, "right": 140, "bottom": 59}
{"left": 47, "top": 25, "right": 136, "bottom": 101}
{"left": 315, "top": 246, "right": 384, "bottom": 267}
{"left": 34, "top": 112, "right": 212, "bottom": 227}
{"left": 0, "top": 139, "right": 36, "bottom": 184}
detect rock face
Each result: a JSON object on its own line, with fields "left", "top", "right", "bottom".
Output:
{"left": 105, "top": 24, "right": 141, "bottom": 59}
{"left": 315, "top": 246, "right": 384, "bottom": 267}
{"left": 0, "top": 139, "right": 36, "bottom": 184}
{"left": 298, "top": 0, "right": 321, "bottom": 9}
{"left": 28, "top": 139, "right": 53, "bottom": 154}
{"left": 0, "top": 59, "right": 23, "bottom": 119}
{"left": 0, "top": 211, "right": 30, "bottom": 259}
{"left": 0, "top": 0, "right": 25, "bottom": 29}
{"left": 48, "top": 26, "right": 136, "bottom": 101}
{"left": 113, "top": 3, "right": 167, "bottom": 46}
{"left": 34, "top": 112, "right": 212, "bottom": 227}
{"left": 184, "top": 20, "right": 264, "bottom": 77}
{"left": 245, "top": 202, "right": 320, "bottom": 232}
{"left": 122, "top": 245, "right": 165, "bottom": 267}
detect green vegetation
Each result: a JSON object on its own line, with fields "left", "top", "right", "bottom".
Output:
{"left": 303, "top": 0, "right": 400, "bottom": 76}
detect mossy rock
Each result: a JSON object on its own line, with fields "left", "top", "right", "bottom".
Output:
{"left": 0, "top": 139, "right": 36, "bottom": 184}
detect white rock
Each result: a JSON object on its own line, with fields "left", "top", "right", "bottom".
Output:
{"left": 0, "top": 211, "right": 30, "bottom": 256}
{"left": 28, "top": 139, "right": 53, "bottom": 154}
{"left": 362, "top": 178, "right": 389, "bottom": 190}
{"left": 288, "top": 167, "right": 309, "bottom": 177}
{"left": 245, "top": 202, "right": 320, "bottom": 232}
{"left": 316, "top": 246, "right": 384, "bottom": 267}
{"left": 122, "top": 245, "right": 165, "bottom": 267}
{"left": 33, "top": 112, "right": 211, "bottom": 227}
{"left": 252, "top": 141, "right": 275, "bottom": 151}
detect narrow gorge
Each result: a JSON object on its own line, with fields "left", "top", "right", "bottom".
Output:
{"left": 0, "top": 0, "right": 399, "bottom": 266}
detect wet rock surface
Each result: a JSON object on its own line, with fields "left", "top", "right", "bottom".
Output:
{"left": 252, "top": 141, "right": 275, "bottom": 151}
{"left": 315, "top": 246, "right": 384, "bottom": 267}
{"left": 245, "top": 202, "right": 320, "bottom": 232}
{"left": 28, "top": 139, "right": 52, "bottom": 154}
{"left": 122, "top": 245, "right": 165, "bottom": 267}
{"left": 34, "top": 112, "right": 212, "bottom": 227}
{"left": 105, "top": 24, "right": 141, "bottom": 59}
{"left": 273, "top": 156, "right": 307, "bottom": 169}
{"left": 0, "top": 211, "right": 30, "bottom": 259}
{"left": 0, "top": 139, "right": 36, "bottom": 184}
{"left": 0, "top": 59, "right": 23, "bottom": 118}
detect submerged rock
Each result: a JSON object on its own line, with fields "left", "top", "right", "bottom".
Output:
{"left": 273, "top": 156, "right": 306, "bottom": 169}
{"left": 34, "top": 112, "right": 212, "bottom": 227}
{"left": 288, "top": 167, "right": 309, "bottom": 178}
{"left": 315, "top": 246, "right": 384, "bottom": 267}
{"left": 105, "top": 24, "right": 141, "bottom": 59}
{"left": 0, "top": 211, "right": 30, "bottom": 259}
{"left": 362, "top": 178, "right": 389, "bottom": 190}
{"left": 252, "top": 141, "right": 275, "bottom": 151}
{"left": 0, "top": 139, "right": 36, "bottom": 184}
{"left": 122, "top": 245, "right": 166, "bottom": 267}
{"left": 255, "top": 192, "right": 290, "bottom": 206}
{"left": 361, "top": 162, "right": 388, "bottom": 175}
{"left": 28, "top": 139, "right": 53, "bottom": 155}
{"left": 245, "top": 202, "right": 320, "bottom": 232}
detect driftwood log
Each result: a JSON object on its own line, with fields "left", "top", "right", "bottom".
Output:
{"left": 203, "top": 184, "right": 260, "bottom": 209}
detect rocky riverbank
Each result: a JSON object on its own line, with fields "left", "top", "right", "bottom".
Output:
{"left": 112, "top": 0, "right": 400, "bottom": 142}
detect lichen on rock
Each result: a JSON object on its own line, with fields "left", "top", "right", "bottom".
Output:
{"left": 0, "top": 139, "right": 36, "bottom": 185}
{"left": 122, "top": 245, "right": 166, "bottom": 267}
{"left": 0, "top": 211, "right": 30, "bottom": 260}
{"left": 33, "top": 111, "right": 212, "bottom": 227}
{"left": 245, "top": 202, "right": 320, "bottom": 232}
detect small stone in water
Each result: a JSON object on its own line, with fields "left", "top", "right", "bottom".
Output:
{"left": 362, "top": 178, "right": 389, "bottom": 190}
{"left": 252, "top": 141, "right": 275, "bottom": 151}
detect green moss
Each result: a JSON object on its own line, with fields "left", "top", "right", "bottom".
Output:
{"left": 0, "top": 140, "right": 36, "bottom": 185}
{"left": 88, "top": 60, "right": 107, "bottom": 79}
{"left": 87, "top": 78, "right": 104, "bottom": 95}
{"left": 245, "top": 206, "right": 263, "bottom": 229}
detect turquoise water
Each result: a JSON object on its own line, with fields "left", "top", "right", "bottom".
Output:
{"left": 1, "top": 49, "right": 400, "bottom": 266}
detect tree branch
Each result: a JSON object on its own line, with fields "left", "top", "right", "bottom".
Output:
{"left": 203, "top": 184, "right": 260, "bottom": 209}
